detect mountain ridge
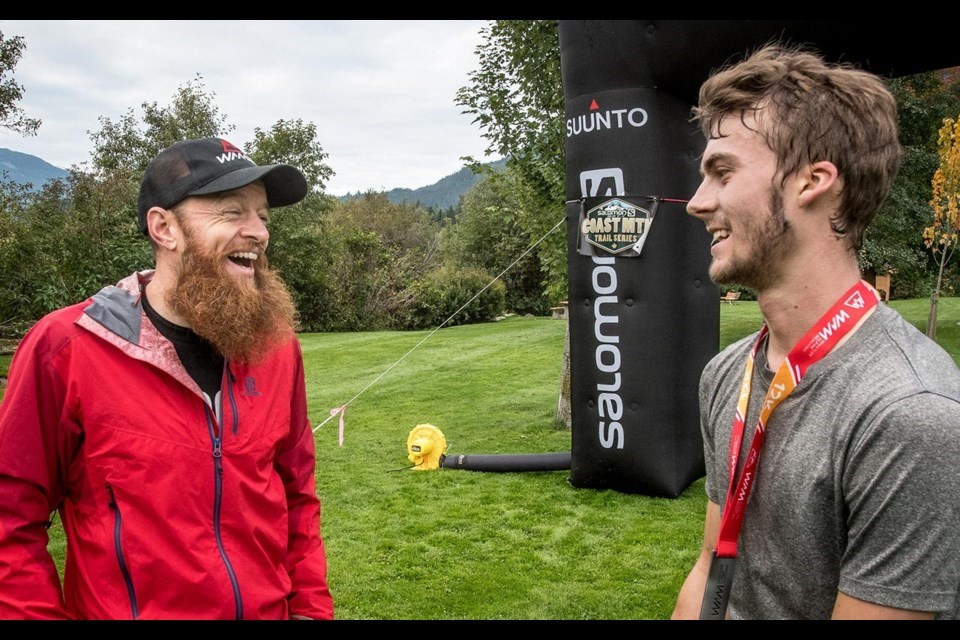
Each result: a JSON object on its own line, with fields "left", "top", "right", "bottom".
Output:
{"left": 0, "top": 148, "right": 70, "bottom": 189}
{"left": 339, "top": 157, "right": 507, "bottom": 210}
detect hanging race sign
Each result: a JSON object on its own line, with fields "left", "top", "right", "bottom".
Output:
{"left": 577, "top": 196, "right": 660, "bottom": 258}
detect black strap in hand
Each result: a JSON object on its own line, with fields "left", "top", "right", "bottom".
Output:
{"left": 699, "top": 552, "right": 736, "bottom": 620}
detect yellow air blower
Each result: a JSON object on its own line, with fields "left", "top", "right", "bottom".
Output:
{"left": 406, "top": 424, "right": 447, "bottom": 470}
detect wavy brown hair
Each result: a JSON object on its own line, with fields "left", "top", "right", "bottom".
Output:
{"left": 693, "top": 43, "right": 901, "bottom": 251}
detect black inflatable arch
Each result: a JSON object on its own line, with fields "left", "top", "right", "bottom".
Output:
{"left": 560, "top": 20, "right": 960, "bottom": 497}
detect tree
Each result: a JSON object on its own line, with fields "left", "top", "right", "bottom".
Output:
{"left": 244, "top": 119, "right": 338, "bottom": 332}
{"left": 456, "top": 20, "right": 563, "bottom": 199}
{"left": 861, "top": 71, "right": 960, "bottom": 299}
{"left": 257, "top": 193, "right": 337, "bottom": 333}
{"left": 0, "top": 31, "right": 40, "bottom": 136}
{"left": 322, "top": 192, "right": 441, "bottom": 331}
{"left": 247, "top": 118, "right": 334, "bottom": 193}
{"left": 924, "top": 115, "right": 960, "bottom": 339}
{"left": 456, "top": 20, "right": 567, "bottom": 300}
{"left": 331, "top": 191, "right": 437, "bottom": 254}
{"left": 0, "top": 167, "right": 149, "bottom": 331}
{"left": 0, "top": 177, "right": 37, "bottom": 333}
{"left": 441, "top": 175, "right": 550, "bottom": 315}
{"left": 88, "top": 74, "right": 233, "bottom": 177}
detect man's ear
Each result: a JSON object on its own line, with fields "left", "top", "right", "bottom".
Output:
{"left": 796, "top": 161, "right": 840, "bottom": 208}
{"left": 146, "top": 207, "right": 179, "bottom": 251}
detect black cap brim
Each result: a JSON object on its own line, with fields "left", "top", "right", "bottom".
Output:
{"left": 188, "top": 164, "right": 309, "bottom": 208}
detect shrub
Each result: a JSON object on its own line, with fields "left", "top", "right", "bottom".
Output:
{"left": 405, "top": 267, "right": 505, "bottom": 330}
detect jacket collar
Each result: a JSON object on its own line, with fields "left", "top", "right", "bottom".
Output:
{"left": 77, "top": 270, "right": 202, "bottom": 395}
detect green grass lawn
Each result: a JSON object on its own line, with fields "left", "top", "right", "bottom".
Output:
{"left": 7, "top": 297, "right": 960, "bottom": 618}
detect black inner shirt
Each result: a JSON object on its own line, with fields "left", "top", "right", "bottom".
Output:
{"left": 141, "top": 286, "right": 224, "bottom": 401}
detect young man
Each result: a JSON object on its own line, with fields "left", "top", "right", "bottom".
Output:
{"left": 672, "top": 45, "right": 960, "bottom": 620}
{"left": 0, "top": 138, "right": 334, "bottom": 619}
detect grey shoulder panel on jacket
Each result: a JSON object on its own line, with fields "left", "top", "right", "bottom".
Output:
{"left": 83, "top": 285, "right": 142, "bottom": 345}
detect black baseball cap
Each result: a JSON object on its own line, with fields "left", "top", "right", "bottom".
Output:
{"left": 137, "top": 137, "right": 308, "bottom": 235}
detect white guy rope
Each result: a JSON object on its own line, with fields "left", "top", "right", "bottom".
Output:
{"left": 313, "top": 215, "right": 566, "bottom": 434}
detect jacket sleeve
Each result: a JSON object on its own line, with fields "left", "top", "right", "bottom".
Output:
{"left": 273, "top": 340, "right": 334, "bottom": 620}
{"left": 0, "top": 323, "right": 76, "bottom": 619}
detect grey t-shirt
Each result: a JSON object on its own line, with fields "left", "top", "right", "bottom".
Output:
{"left": 701, "top": 303, "right": 960, "bottom": 619}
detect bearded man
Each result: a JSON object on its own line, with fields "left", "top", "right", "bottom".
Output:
{"left": 0, "top": 138, "right": 334, "bottom": 620}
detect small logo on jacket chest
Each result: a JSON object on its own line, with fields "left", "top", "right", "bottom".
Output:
{"left": 243, "top": 376, "right": 262, "bottom": 397}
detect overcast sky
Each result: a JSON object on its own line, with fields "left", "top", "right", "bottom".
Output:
{"left": 0, "top": 20, "right": 497, "bottom": 196}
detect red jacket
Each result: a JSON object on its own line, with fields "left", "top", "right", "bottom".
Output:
{"left": 0, "top": 271, "right": 334, "bottom": 619}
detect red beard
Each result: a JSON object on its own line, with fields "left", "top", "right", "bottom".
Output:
{"left": 165, "top": 226, "right": 298, "bottom": 365}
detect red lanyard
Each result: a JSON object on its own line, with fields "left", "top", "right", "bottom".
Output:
{"left": 714, "top": 280, "right": 880, "bottom": 558}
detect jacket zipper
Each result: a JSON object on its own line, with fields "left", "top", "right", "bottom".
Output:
{"left": 106, "top": 482, "right": 139, "bottom": 619}
{"left": 205, "top": 369, "right": 244, "bottom": 619}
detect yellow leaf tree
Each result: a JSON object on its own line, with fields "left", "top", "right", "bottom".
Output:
{"left": 924, "top": 116, "right": 960, "bottom": 339}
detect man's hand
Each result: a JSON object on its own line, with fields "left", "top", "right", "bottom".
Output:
{"left": 671, "top": 500, "right": 721, "bottom": 619}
